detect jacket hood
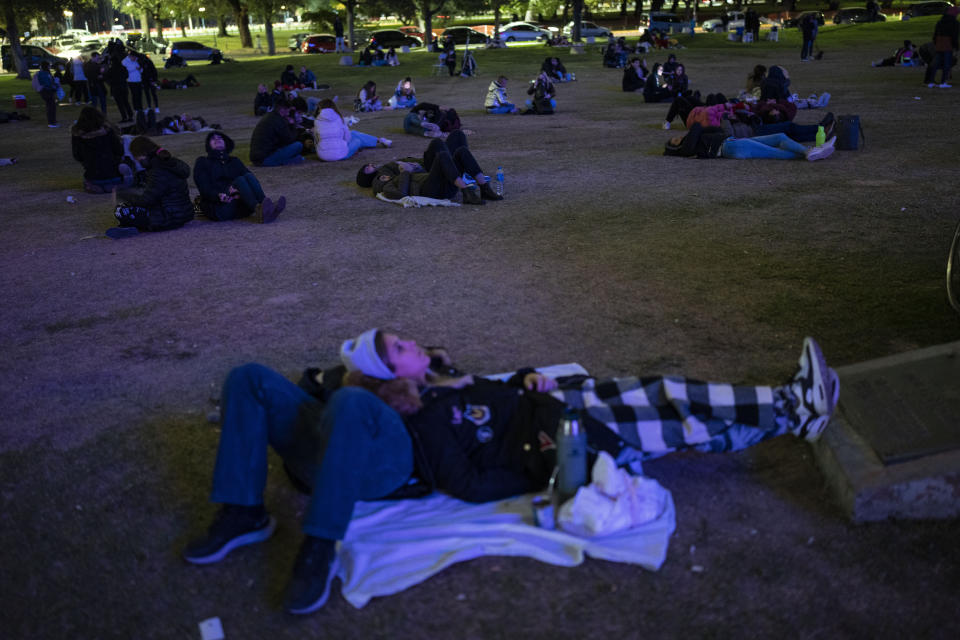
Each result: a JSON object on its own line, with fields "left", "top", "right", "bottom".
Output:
{"left": 767, "top": 65, "right": 789, "bottom": 85}
{"left": 204, "top": 130, "right": 235, "bottom": 155}
{"left": 151, "top": 154, "right": 191, "bottom": 178}
{"left": 318, "top": 108, "right": 343, "bottom": 123}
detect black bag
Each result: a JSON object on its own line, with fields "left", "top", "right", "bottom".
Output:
{"left": 836, "top": 115, "right": 865, "bottom": 151}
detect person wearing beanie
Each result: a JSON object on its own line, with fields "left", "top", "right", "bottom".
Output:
{"left": 355, "top": 130, "right": 502, "bottom": 204}
{"left": 193, "top": 131, "right": 286, "bottom": 223}
{"left": 184, "top": 327, "right": 839, "bottom": 615}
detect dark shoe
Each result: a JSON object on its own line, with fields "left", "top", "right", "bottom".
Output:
{"left": 819, "top": 112, "right": 835, "bottom": 139}
{"left": 479, "top": 182, "right": 503, "bottom": 201}
{"left": 273, "top": 195, "right": 286, "bottom": 217}
{"left": 105, "top": 226, "right": 139, "bottom": 239}
{"left": 461, "top": 185, "right": 484, "bottom": 205}
{"left": 257, "top": 197, "right": 276, "bottom": 224}
{"left": 183, "top": 504, "right": 275, "bottom": 565}
{"left": 284, "top": 536, "right": 339, "bottom": 615}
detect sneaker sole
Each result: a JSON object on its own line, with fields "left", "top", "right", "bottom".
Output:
{"left": 183, "top": 516, "right": 277, "bottom": 565}
{"left": 286, "top": 555, "right": 340, "bottom": 615}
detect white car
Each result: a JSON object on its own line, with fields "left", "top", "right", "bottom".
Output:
{"left": 702, "top": 11, "right": 780, "bottom": 33}
{"left": 498, "top": 21, "right": 551, "bottom": 42}
{"left": 562, "top": 21, "right": 612, "bottom": 39}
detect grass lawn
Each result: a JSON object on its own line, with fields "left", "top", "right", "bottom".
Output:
{"left": 1, "top": 17, "right": 958, "bottom": 639}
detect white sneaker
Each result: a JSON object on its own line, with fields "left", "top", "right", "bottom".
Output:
{"left": 154, "top": 107, "right": 160, "bottom": 113}
{"left": 789, "top": 337, "right": 836, "bottom": 441}
{"left": 817, "top": 92, "right": 831, "bottom": 107}
{"left": 378, "top": 137, "right": 392, "bottom": 148}
{"left": 806, "top": 144, "right": 834, "bottom": 161}
{"left": 939, "top": 83, "right": 952, "bottom": 88}
{"left": 662, "top": 121, "right": 671, "bottom": 130}
{"left": 928, "top": 83, "right": 936, "bottom": 88}
{"left": 822, "top": 135, "right": 836, "bottom": 150}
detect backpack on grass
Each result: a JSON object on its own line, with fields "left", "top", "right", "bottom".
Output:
{"left": 836, "top": 115, "right": 865, "bottom": 151}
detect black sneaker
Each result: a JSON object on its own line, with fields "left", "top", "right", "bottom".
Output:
{"left": 183, "top": 505, "right": 276, "bottom": 565}
{"left": 284, "top": 536, "right": 339, "bottom": 615}
{"left": 479, "top": 182, "right": 503, "bottom": 201}
{"left": 461, "top": 185, "right": 484, "bottom": 205}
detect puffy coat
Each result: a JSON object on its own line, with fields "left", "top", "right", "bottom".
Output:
{"left": 686, "top": 103, "right": 733, "bottom": 129}
{"left": 484, "top": 80, "right": 510, "bottom": 109}
{"left": 759, "top": 65, "right": 791, "bottom": 101}
{"left": 193, "top": 132, "right": 252, "bottom": 218}
{"left": 121, "top": 154, "right": 194, "bottom": 231}
{"left": 71, "top": 125, "right": 123, "bottom": 180}
{"left": 312, "top": 108, "right": 351, "bottom": 161}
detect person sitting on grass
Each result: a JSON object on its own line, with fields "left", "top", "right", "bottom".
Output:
{"left": 355, "top": 130, "right": 502, "bottom": 205}
{"left": 107, "top": 135, "right": 193, "bottom": 238}
{"left": 299, "top": 65, "right": 318, "bottom": 89}
{"left": 386, "top": 47, "right": 400, "bottom": 67}
{"left": 182, "top": 331, "right": 838, "bottom": 615}
{"left": 643, "top": 63, "right": 674, "bottom": 103}
{"left": 745, "top": 64, "right": 767, "bottom": 97}
{"left": 280, "top": 64, "right": 299, "bottom": 89}
{"left": 402, "top": 102, "right": 463, "bottom": 138}
{"left": 354, "top": 80, "right": 383, "bottom": 112}
{"left": 249, "top": 98, "right": 304, "bottom": 167}
{"left": 71, "top": 106, "right": 134, "bottom": 193}
{"left": 664, "top": 122, "right": 836, "bottom": 161}
{"left": 484, "top": 76, "right": 519, "bottom": 114}
{"left": 313, "top": 98, "right": 392, "bottom": 162}
{"left": 541, "top": 56, "right": 573, "bottom": 82}
{"left": 253, "top": 83, "right": 273, "bottom": 116}
{"left": 760, "top": 65, "right": 791, "bottom": 101}
{"left": 671, "top": 64, "right": 689, "bottom": 96}
{"left": 193, "top": 131, "right": 285, "bottom": 223}
{"left": 388, "top": 77, "right": 417, "bottom": 109}
{"left": 159, "top": 74, "right": 200, "bottom": 90}
{"left": 622, "top": 56, "right": 648, "bottom": 92}
{"left": 872, "top": 40, "right": 919, "bottom": 67}
{"left": 524, "top": 71, "right": 556, "bottom": 115}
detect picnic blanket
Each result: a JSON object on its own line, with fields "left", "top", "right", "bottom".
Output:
{"left": 337, "top": 489, "right": 676, "bottom": 608}
{"left": 376, "top": 193, "right": 461, "bottom": 208}
{"left": 334, "top": 363, "right": 675, "bottom": 609}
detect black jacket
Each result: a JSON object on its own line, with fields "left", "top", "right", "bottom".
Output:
{"left": 120, "top": 154, "right": 194, "bottom": 230}
{"left": 622, "top": 65, "right": 646, "bottom": 92}
{"left": 254, "top": 91, "right": 273, "bottom": 115}
{"left": 193, "top": 132, "right": 252, "bottom": 218}
{"left": 249, "top": 111, "right": 298, "bottom": 165}
{"left": 759, "top": 65, "right": 791, "bottom": 101}
{"left": 663, "top": 123, "right": 726, "bottom": 159}
{"left": 71, "top": 125, "right": 123, "bottom": 180}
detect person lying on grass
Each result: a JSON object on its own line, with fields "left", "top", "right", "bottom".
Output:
{"left": 184, "top": 331, "right": 839, "bottom": 615}
{"left": 664, "top": 122, "right": 837, "bottom": 161}
{"left": 355, "top": 130, "right": 500, "bottom": 205}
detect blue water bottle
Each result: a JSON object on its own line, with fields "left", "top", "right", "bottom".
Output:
{"left": 556, "top": 408, "right": 587, "bottom": 502}
{"left": 495, "top": 166, "right": 504, "bottom": 196}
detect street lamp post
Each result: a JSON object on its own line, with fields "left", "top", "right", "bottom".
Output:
{"left": 63, "top": 10, "right": 74, "bottom": 31}
{"left": 199, "top": 6, "right": 205, "bottom": 30}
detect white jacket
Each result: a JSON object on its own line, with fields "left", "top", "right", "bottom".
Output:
{"left": 313, "top": 108, "right": 351, "bottom": 161}
{"left": 121, "top": 56, "right": 142, "bottom": 82}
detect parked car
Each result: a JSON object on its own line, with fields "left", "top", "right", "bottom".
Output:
{"left": 127, "top": 33, "right": 167, "bottom": 55}
{"left": 833, "top": 7, "right": 887, "bottom": 24}
{"left": 438, "top": 26, "right": 489, "bottom": 45}
{"left": 562, "top": 20, "right": 612, "bottom": 39}
{"left": 639, "top": 12, "right": 685, "bottom": 34}
{"left": 782, "top": 11, "right": 826, "bottom": 27}
{"left": 301, "top": 34, "right": 336, "bottom": 53}
{"left": 287, "top": 32, "right": 311, "bottom": 51}
{"left": 397, "top": 25, "right": 425, "bottom": 40}
{"left": 169, "top": 40, "right": 219, "bottom": 60}
{"left": 1, "top": 44, "right": 67, "bottom": 70}
{"left": 368, "top": 29, "right": 423, "bottom": 49}
{"left": 903, "top": 0, "right": 954, "bottom": 17}
{"left": 497, "top": 21, "right": 551, "bottom": 42}
{"left": 701, "top": 11, "right": 780, "bottom": 32}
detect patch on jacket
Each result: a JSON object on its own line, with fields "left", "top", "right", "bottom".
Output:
{"left": 538, "top": 430, "right": 556, "bottom": 452}
{"left": 464, "top": 404, "right": 490, "bottom": 427}
{"left": 476, "top": 425, "right": 494, "bottom": 443}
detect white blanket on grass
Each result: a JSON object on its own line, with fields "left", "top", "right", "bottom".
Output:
{"left": 334, "top": 362, "right": 676, "bottom": 609}
{"left": 376, "top": 193, "right": 461, "bottom": 208}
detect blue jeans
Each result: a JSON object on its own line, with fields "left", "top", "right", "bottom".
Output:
{"left": 525, "top": 98, "right": 557, "bottom": 111}
{"left": 345, "top": 130, "right": 379, "bottom": 158}
{"left": 487, "top": 103, "right": 515, "bottom": 114}
{"left": 210, "top": 173, "right": 266, "bottom": 220}
{"left": 260, "top": 141, "right": 304, "bottom": 166}
{"left": 721, "top": 133, "right": 808, "bottom": 160}
{"left": 755, "top": 121, "right": 818, "bottom": 143}
{"left": 801, "top": 38, "right": 814, "bottom": 59}
{"left": 210, "top": 364, "right": 413, "bottom": 540}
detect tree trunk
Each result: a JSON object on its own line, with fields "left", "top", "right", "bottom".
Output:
{"left": 218, "top": 15, "right": 228, "bottom": 37}
{"left": 226, "top": 0, "right": 253, "bottom": 47}
{"left": 571, "top": 0, "right": 583, "bottom": 41}
{"left": 493, "top": 5, "right": 501, "bottom": 39}
{"left": 265, "top": 15, "right": 275, "bottom": 55}
{"left": 620, "top": 0, "right": 628, "bottom": 18}
{"left": 2, "top": 3, "right": 30, "bottom": 79}
{"left": 181, "top": 23, "right": 187, "bottom": 37}
{"left": 141, "top": 11, "right": 152, "bottom": 44}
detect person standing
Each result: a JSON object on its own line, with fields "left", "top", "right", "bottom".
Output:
{"left": 334, "top": 15, "right": 345, "bottom": 53}
{"left": 929, "top": 7, "right": 959, "bottom": 88}
{"left": 139, "top": 53, "right": 159, "bottom": 114}
{"left": 34, "top": 61, "right": 59, "bottom": 128}
{"left": 105, "top": 52, "right": 133, "bottom": 123}
{"left": 800, "top": 13, "right": 818, "bottom": 62}
{"left": 84, "top": 52, "right": 108, "bottom": 115}
{"left": 70, "top": 55, "right": 89, "bottom": 104}
{"left": 121, "top": 49, "right": 144, "bottom": 115}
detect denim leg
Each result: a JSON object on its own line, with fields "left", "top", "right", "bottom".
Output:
{"left": 210, "top": 364, "right": 318, "bottom": 506}
{"left": 765, "top": 132, "right": 808, "bottom": 156}
{"left": 231, "top": 173, "right": 265, "bottom": 209}
{"left": 302, "top": 387, "right": 412, "bottom": 539}
{"left": 345, "top": 130, "right": 379, "bottom": 158}
{"left": 722, "top": 134, "right": 803, "bottom": 159}
{"left": 756, "top": 122, "right": 817, "bottom": 143}
{"left": 487, "top": 104, "right": 515, "bottom": 114}
{"left": 261, "top": 141, "right": 304, "bottom": 166}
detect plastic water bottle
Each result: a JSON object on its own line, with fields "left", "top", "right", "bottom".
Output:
{"left": 495, "top": 166, "right": 504, "bottom": 196}
{"left": 816, "top": 125, "right": 826, "bottom": 147}
{"left": 556, "top": 408, "right": 587, "bottom": 502}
